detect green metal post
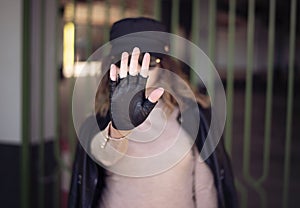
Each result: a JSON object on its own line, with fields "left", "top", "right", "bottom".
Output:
{"left": 242, "top": 0, "right": 256, "bottom": 207}
{"left": 21, "top": 0, "right": 31, "bottom": 207}
{"left": 243, "top": 0, "right": 255, "bottom": 181}
{"left": 104, "top": 0, "right": 111, "bottom": 43}
{"left": 120, "top": 0, "right": 126, "bottom": 18}
{"left": 86, "top": 0, "right": 93, "bottom": 58}
{"left": 38, "top": 0, "right": 46, "bottom": 206}
{"left": 235, "top": 179, "right": 247, "bottom": 208}
{"left": 224, "top": 0, "right": 236, "bottom": 156}
{"left": 208, "top": 0, "right": 216, "bottom": 62}
{"left": 208, "top": 0, "right": 216, "bottom": 102}
{"left": 258, "top": 0, "right": 276, "bottom": 185}
{"left": 283, "top": 0, "right": 297, "bottom": 207}
{"left": 190, "top": 0, "right": 200, "bottom": 86}
{"left": 191, "top": 0, "right": 200, "bottom": 45}
{"left": 171, "top": 0, "right": 179, "bottom": 34}
{"left": 154, "top": 0, "right": 161, "bottom": 21}
{"left": 138, "top": 0, "right": 144, "bottom": 16}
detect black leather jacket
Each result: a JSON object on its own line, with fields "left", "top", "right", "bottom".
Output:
{"left": 68, "top": 105, "right": 238, "bottom": 208}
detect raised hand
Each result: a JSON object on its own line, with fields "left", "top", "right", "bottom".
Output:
{"left": 109, "top": 47, "right": 164, "bottom": 131}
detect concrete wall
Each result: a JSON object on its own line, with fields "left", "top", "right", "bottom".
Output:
{"left": 0, "top": 0, "right": 22, "bottom": 144}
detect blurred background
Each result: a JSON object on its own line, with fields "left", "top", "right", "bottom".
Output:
{"left": 0, "top": 0, "right": 299, "bottom": 207}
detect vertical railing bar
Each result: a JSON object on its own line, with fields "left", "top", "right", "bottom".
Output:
{"left": 170, "top": 0, "right": 179, "bottom": 59}
{"left": 171, "top": 0, "right": 179, "bottom": 34}
{"left": 103, "top": 0, "right": 111, "bottom": 43}
{"left": 154, "top": 0, "right": 161, "bottom": 21}
{"left": 224, "top": 0, "right": 236, "bottom": 156}
{"left": 242, "top": 0, "right": 255, "bottom": 181}
{"left": 38, "top": 0, "right": 46, "bottom": 207}
{"left": 258, "top": 0, "right": 276, "bottom": 184}
{"left": 21, "top": 0, "right": 31, "bottom": 207}
{"left": 253, "top": 183, "right": 267, "bottom": 208}
{"left": 208, "top": 0, "right": 216, "bottom": 62}
{"left": 86, "top": 0, "right": 93, "bottom": 58}
{"left": 120, "top": 0, "right": 126, "bottom": 18}
{"left": 191, "top": 0, "right": 200, "bottom": 45}
{"left": 138, "top": 0, "right": 144, "bottom": 16}
{"left": 283, "top": 0, "right": 297, "bottom": 207}
{"left": 235, "top": 179, "right": 248, "bottom": 208}
{"left": 190, "top": 0, "right": 200, "bottom": 86}
{"left": 207, "top": 0, "right": 216, "bottom": 102}
{"left": 241, "top": 1, "right": 269, "bottom": 206}
{"left": 53, "top": 0, "right": 61, "bottom": 206}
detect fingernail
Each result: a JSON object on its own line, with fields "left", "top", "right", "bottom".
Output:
{"left": 157, "top": 87, "right": 164, "bottom": 93}
{"left": 122, "top": 52, "right": 128, "bottom": 58}
{"left": 110, "top": 64, "right": 116, "bottom": 71}
{"left": 133, "top": 47, "right": 140, "bottom": 54}
{"left": 121, "top": 52, "right": 128, "bottom": 62}
{"left": 110, "top": 64, "right": 117, "bottom": 81}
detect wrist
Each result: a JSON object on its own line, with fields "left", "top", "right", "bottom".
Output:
{"left": 109, "top": 122, "right": 131, "bottom": 139}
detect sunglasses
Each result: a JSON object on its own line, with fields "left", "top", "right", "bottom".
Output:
{"left": 113, "top": 53, "right": 161, "bottom": 68}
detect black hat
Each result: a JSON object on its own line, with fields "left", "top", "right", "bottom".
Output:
{"left": 109, "top": 17, "right": 170, "bottom": 58}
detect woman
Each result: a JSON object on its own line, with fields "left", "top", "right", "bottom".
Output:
{"left": 69, "top": 17, "right": 238, "bottom": 208}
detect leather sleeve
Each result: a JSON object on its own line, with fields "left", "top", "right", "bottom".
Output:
{"left": 68, "top": 114, "right": 110, "bottom": 208}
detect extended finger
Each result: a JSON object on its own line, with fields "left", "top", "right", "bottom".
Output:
{"left": 110, "top": 64, "right": 117, "bottom": 94}
{"left": 110, "top": 64, "right": 117, "bottom": 81}
{"left": 129, "top": 47, "right": 140, "bottom": 76}
{"left": 140, "top": 53, "right": 150, "bottom": 78}
{"left": 120, "top": 52, "right": 129, "bottom": 78}
{"left": 148, "top": 87, "right": 164, "bottom": 103}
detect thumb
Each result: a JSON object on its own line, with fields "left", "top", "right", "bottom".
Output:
{"left": 148, "top": 87, "right": 164, "bottom": 103}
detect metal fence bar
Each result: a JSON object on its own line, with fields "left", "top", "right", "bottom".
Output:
{"left": 258, "top": 0, "right": 276, "bottom": 185}
{"left": 243, "top": 0, "right": 255, "bottom": 181}
{"left": 254, "top": 184, "right": 267, "bottom": 208}
{"left": 207, "top": 0, "right": 216, "bottom": 101}
{"left": 171, "top": 0, "right": 179, "bottom": 34}
{"left": 38, "top": 0, "right": 46, "bottom": 206}
{"left": 119, "top": 0, "right": 126, "bottom": 18}
{"left": 190, "top": 0, "right": 200, "bottom": 86}
{"left": 21, "top": 0, "right": 31, "bottom": 207}
{"left": 138, "top": 0, "right": 144, "bottom": 16}
{"left": 191, "top": 0, "right": 200, "bottom": 47}
{"left": 103, "top": 0, "right": 111, "bottom": 43}
{"left": 223, "top": 2, "right": 250, "bottom": 206}
{"left": 224, "top": 0, "right": 236, "bottom": 156}
{"left": 283, "top": 0, "right": 297, "bottom": 207}
{"left": 235, "top": 179, "right": 248, "bottom": 208}
{"left": 86, "top": 0, "right": 93, "bottom": 58}
{"left": 154, "top": 0, "right": 161, "bottom": 21}
{"left": 208, "top": 0, "right": 216, "bottom": 62}
{"left": 243, "top": 0, "right": 256, "bottom": 206}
